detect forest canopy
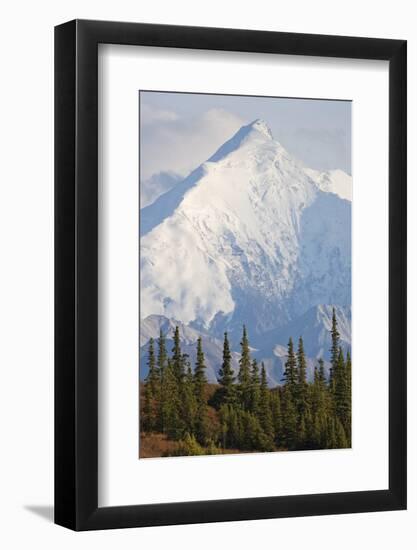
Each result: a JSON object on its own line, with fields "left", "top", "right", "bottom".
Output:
{"left": 140, "top": 308, "right": 351, "bottom": 458}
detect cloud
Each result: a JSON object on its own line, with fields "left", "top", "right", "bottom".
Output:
{"left": 141, "top": 103, "right": 179, "bottom": 125}
{"left": 140, "top": 106, "right": 245, "bottom": 180}
{"left": 287, "top": 127, "right": 351, "bottom": 174}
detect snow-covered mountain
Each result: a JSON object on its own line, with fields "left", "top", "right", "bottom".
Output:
{"left": 304, "top": 168, "right": 352, "bottom": 201}
{"left": 140, "top": 170, "right": 183, "bottom": 208}
{"left": 140, "top": 119, "right": 351, "bottom": 347}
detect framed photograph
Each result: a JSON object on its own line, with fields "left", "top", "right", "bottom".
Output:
{"left": 55, "top": 20, "right": 406, "bottom": 530}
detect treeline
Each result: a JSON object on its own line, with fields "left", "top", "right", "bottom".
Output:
{"left": 141, "top": 308, "right": 351, "bottom": 455}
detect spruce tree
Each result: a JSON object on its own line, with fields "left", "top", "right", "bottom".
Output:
{"left": 142, "top": 337, "right": 158, "bottom": 431}
{"left": 194, "top": 337, "right": 207, "bottom": 402}
{"left": 142, "top": 380, "right": 153, "bottom": 432}
{"left": 311, "top": 367, "right": 320, "bottom": 406}
{"left": 310, "top": 411, "right": 319, "bottom": 449}
{"left": 334, "top": 417, "right": 348, "bottom": 448}
{"left": 325, "top": 417, "right": 337, "bottom": 449}
{"left": 281, "top": 337, "right": 298, "bottom": 449}
{"left": 282, "top": 337, "right": 297, "bottom": 395}
{"left": 238, "top": 325, "right": 252, "bottom": 410}
{"left": 318, "top": 357, "right": 326, "bottom": 386}
{"left": 194, "top": 337, "right": 208, "bottom": 443}
{"left": 333, "top": 347, "right": 350, "bottom": 438}
{"left": 249, "top": 359, "right": 261, "bottom": 414}
{"left": 146, "top": 337, "right": 158, "bottom": 395}
{"left": 318, "top": 357, "right": 332, "bottom": 418}
{"left": 157, "top": 328, "right": 167, "bottom": 377}
{"left": 182, "top": 364, "right": 197, "bottom": 435}
{"left": 312, "top": 359, "right": 327, "bottom": 417}
{"left": 345, "top": 350, "right": 352, "bottom": 444}
{"left": 296, "top": 336, "right": 308, "bottom": 418}
{"left": 156, "top": 329, "right": 168, "bottom": 431}
{"left": 258, "top": 363, "right": 274, "bottom": 442}
{"left": 298, "top": 415, "right": 307, "bottom": 448}
{"left": 270, "top": 388, "right": 282, "bottom": 445}
{"left": 219, "top": 404, "right": 241, "bottom": 449}
{"left": 160, "top": 359, "right": 183, "bottom": 439}
{"left": 243, "top": 410, "right": 274, "bottom": 452}
{"left": 329, "top": 307, "right": 340, "bottom": 389}
{"left": 171, "top": 326, "right": 184, "bottom": 383}
{"left": 218, "top": 332, "right": 236, "bottom": 405}
{"left": 311, "top": 365, "right": 320, "bottom": 417}
{"left": 281, "top": 385, "right": 297, "bottom": 450}
{"left": 346, "top": 350, "right": 352, "bottom": 396}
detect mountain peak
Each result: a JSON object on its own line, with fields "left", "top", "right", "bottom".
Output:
{"left": 248, "top": 119, "right": 273, "bottom": 139}
{"left": 208, "top": 119, "right": 274, "bottom": 163}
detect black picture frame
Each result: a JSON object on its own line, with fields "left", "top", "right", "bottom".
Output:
{"left": 55, "top": 19, "right": 407, "bottom": 531}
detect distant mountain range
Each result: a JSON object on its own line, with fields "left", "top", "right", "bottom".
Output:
{"left": 140, "top": 119, "right": 351, "bottom": 386}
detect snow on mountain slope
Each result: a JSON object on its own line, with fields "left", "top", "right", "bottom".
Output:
{"left": 305, "top": 168, "right": 352, "bottom": 201}
{"left": 140, "top": 119, "right": 351, "bottom": 341}
{"left": 140, "top": 171, "right": 183, "bottom": 208}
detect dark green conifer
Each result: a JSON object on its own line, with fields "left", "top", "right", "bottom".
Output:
{"left": 311, "top": 412, "right": 323, "bottom": 449}
{"left": 182, "top": 364, "right": 197, "bottom": 435}
{"left": 282, "top": 337, "right": 297, "bottom": 395}
{"left": 318, "top": 357, "right": 326, "bottom": 385}
{"left": 142, "top": 337, "right": 158, "bottom": 431}
{"left": 238, "top": 325, "right": 252, "bottom": 410}
{"left": 334, "top": 417, "right": 348, "bottom": 448}
{"left": 171, "top": 326, "right": 184, "bottom": 383}
{"left": 194, "top": 337, "right": 207, "bottom": 401}
{"left": 258, "top": 363, "right": 274, "bottom": 442}
{"left": 298, "top": 415, "right": 307, "bottom": 448}
{"left": 296, "top": 336, "right": 309, "bottom": 418}
{"left": 142, "top": 381, "right": 154, "bottom": 432}
{"left": 333, "top": 347, "right": 350, "bottom": 439}
{"left": 157, "top": 328, "right": 167, "bottom": 377}
{"left": 329, "top": 307, "right": 340, "bottom": 389}
{"left": 155, "top": 329, "right": 168, "bottom": 431}
{"left": 146, "top": 337, "right": 158, "bottom": 395}
{"left": 270, "top": 388, "right": 282, "bottom": 445}
{"left": 243, "top": 410, "right": 274, "bottom": 452}
{"left": 281, "top": 337, "right": 298, "bottom": 449}
{"left": 249, "top": 358, "right": 261, "bottom": 414}
{"left": 345, "top": 350, "right": 352, "bottom": 443}
{"left": 218, "top": 332, "right": 236, "bottom": 405}
{"left": 346, "top": 350, "right": 352, "bottom": 402}
{"left": 281, "top": 386, "right": 297, "bottom": 450}
{"left": 325, "top": 417, "right": 337, "bottom": 449}
{"left": 311, "top": 359, "right": 328, "bottom": 418}
{"left": 160, "top": 359, "right": 183, "bottom": 439}
{"left": 219, "top": 404, "right": 241, "bottom": 448}
{"left": 194, "top": 337, "right": 208, "bottom": 443}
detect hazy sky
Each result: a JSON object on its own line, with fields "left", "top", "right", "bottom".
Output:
{"left": 140, "top": 91, "right": 351, "bottom": 181}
